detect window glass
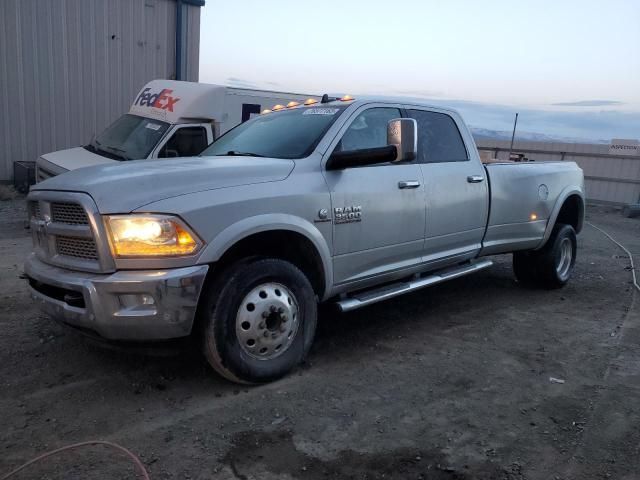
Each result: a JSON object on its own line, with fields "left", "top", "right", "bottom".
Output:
{"left": 201, "top": 106, "right": 346, "bottom": 159}
{"left": 159, "top": 127, "right": 208, "bottom": 158}
{"left": 336, "top": 108, "right": 401, "bottom": 152}
{"left": 408, "top": 110, "right": 468, "bottom": 163}
{"left": 241, "top": 103, "right": 261, "bottom": 122}
{"left": 87, "top": 114, "right": 170, "bottom": 161}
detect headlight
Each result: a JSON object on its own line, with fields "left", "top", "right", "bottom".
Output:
{"left": 105, "top": 215, "right": 202, "bottom": 257}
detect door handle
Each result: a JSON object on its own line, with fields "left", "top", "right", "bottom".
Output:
{"left": 467, "top": 175, "right": 485, "bottom": 183}
{"left": 398, "top": 180, "right": 420, "bottom": 189}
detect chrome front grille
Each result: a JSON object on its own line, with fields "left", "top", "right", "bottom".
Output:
{"left": 28, "top": 193, "right": 111, "bottom": 273}
{"left": 56, "top": 236, "right": 99, "bottom": 260}
{"left": 51, "top": 202, "right": 89, "bottom": 225}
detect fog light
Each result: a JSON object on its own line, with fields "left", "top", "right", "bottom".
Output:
{"left": 118, "top": 294, "right": 155, "bottom": 308}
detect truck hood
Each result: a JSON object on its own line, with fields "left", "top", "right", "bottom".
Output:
{"left": 32, "top": 156, "right": 295, "bottom": 213}
{"left": 40, "top": 146, "right": 115, "bottom": 172}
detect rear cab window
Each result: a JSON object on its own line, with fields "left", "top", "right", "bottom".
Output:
{"left": 407, "top": 110, "right": 469, "bottom": 163}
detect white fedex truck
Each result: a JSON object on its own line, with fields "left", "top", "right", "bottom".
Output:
{"left": 36, "top": 80, "right": 317, "bottom": 181}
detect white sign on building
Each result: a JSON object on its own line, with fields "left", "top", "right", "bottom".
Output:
{"left": 609, "top": 139, "right": 640, "bottom": 156}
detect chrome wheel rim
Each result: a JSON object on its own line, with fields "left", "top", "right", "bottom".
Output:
{"left": 235, "top": 283, "right": 299, "bottom": 360}
{"left": 556, "top": 237, "right": 573, "bottom": 280}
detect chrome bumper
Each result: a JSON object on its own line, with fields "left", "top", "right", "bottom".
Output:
{"left": 24, "top": 253, "right": 209, "bottom": 341}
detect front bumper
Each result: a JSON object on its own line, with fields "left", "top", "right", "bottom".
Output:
{"left": 24, "top": 253, "right": 209, "bottom": 341}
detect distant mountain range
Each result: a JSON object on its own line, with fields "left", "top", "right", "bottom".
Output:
{"left": 470, "top": 127, "right": 609, "bottom": 144}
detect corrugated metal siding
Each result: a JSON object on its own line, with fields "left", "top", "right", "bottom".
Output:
{"left": 476, "top": 139, "right": 640, "bottom": 205}
{"left": 0, "top": 0, "right": 201, "bottom": 181}
{"left": 185, "top": 4, "right": 201, "bottom": 81}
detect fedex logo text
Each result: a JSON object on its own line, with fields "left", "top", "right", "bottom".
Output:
{"left": 134, "top": 88, "right": 180, "bottom": 112}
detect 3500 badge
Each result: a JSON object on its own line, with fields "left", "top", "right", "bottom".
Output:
{"left": 334, "top": 206, "right": 362, "bottom": 224}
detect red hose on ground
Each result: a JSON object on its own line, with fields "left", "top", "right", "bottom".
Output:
{"left": 1, "top": 440, "right": 151, "bottom": 480}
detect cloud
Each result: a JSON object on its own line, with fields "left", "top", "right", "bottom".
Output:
{"left": 353, "top": 94, "right": 638, "bottom": 141}
{"left": 213, "top": 80, "right": 638, "bottom": 141}
{"left": 552, "top": 100, "right": 624, "bottom": 107}
{"left": 420, "top": 98, "right": 640, "bottom": 142}
{"left": 392, "top": 89, "right": 444, "bottom": 98}
{"left": 225, "top": 77, "right": 282, "bottom": 90}
{"left": 225, "top": 76, "right": 260, "bottom": 89}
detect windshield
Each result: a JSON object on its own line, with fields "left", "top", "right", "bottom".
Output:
{"left": 85, "top": 114, "right": 170, "bottom": 161}
{"left": 201, "top": 106, "right": 347, "bottom": 159}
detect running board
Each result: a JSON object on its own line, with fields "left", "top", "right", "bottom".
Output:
{"left": 335, "top": 259, "right": 493, "bottom": 312}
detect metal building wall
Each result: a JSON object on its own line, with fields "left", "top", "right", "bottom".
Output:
{"left": 0, "top": 0, "right": 201, "bottom": 182}
{"left": 476, "top": 139, "right": 640, "bottom": 205}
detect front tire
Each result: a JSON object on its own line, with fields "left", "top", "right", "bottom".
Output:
{"left": 200, "top": 258, "right": 317, "bottom": 384}
{"left": 513, "top": 224, "right": 577, "bottom": 289}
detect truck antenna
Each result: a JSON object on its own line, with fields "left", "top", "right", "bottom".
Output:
{"left": 508, "top": 112, "right": 519, "bottom": 160}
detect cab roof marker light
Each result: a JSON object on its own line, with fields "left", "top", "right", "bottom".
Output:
{"left": 286, "top": 101, "right": 300, "bottom": 108}
{"left": 304, "top": 98, "right": 318, "bottom": 105}
{"left": 272, "top": 104, "right": 285, "bottom": 111}
{"left": 340, "top": 94, "right": 354, "bottom": 102}
{"left": 261, "top": 109, "right": 272, "bottom": 114}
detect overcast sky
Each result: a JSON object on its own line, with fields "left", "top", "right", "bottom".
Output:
{"left": 199, "top": 0, "right": 640, "bottom": 141}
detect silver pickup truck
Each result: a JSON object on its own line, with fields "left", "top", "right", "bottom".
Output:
{"left": 25, "top": 96, "right": 585, "bottom": 383}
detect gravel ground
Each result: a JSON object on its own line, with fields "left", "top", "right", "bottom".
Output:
{"left": 1, "top": 197, "right": 639, "bottom": 480}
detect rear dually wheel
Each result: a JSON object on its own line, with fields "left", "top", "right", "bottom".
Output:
{"left": 513, "top": 224, "right": 577, "bottom": 289}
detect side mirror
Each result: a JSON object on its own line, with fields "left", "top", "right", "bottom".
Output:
{"left": 387, "top": 118, "right": 417, "bottom": 162}
{"left": 326, "top": 117, "right": 418, "bottom": 170}
{"left": 326, "top": 145, "right": 397, "bottom": 170}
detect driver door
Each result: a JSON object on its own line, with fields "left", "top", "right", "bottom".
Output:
{"left": 322, "top": 107, "right": 426, "bottom": 286}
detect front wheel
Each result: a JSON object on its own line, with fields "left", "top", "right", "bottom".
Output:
{"left": 200, "top": 258, "right": 317, "bottom": 384}
{"left": 513, "top": 224, "right": 577, "bottom": 289}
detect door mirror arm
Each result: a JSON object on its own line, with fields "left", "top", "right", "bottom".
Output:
{"left": 326, "top": 145, "right": 397, "bottom": 170}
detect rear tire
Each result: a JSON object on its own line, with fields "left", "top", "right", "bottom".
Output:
{"left": 513, "top": 224, "right": 577, "bottom": 289}
{"left": 622, "top": 204, "right": 640, "bottom": 218}
{"left": 199, "top": 258, "right": 317, "bottom": 384}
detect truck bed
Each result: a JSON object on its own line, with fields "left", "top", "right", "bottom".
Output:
{"left": 481, "top": 161, "right": 584, "bottom": 255}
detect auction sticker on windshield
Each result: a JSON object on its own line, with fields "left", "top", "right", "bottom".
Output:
{"left": 303, "top": 108, "right": 340, "bottom": 115}
{"left": 145, "top": 123, "right": 162, "bottom": 130}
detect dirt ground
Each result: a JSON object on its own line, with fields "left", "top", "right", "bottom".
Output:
{"left": 1, "top": 197, "right": 640, "bottom": 480}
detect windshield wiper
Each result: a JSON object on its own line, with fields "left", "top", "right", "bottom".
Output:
{"left": 101, "top": 144, "right": 131, "bottom": 161}
{"left": 216, "top": 150, "right": 264, "bottom": 157}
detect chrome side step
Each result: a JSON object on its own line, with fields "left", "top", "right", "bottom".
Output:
{"left": 335, "top": 259, "right": 493, "bottom": 312}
